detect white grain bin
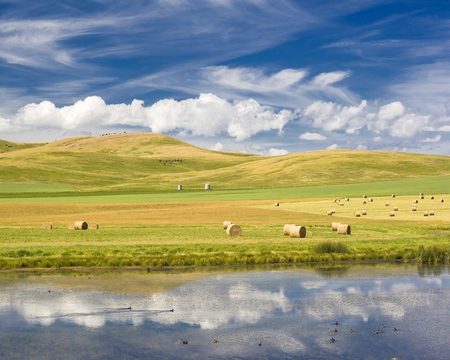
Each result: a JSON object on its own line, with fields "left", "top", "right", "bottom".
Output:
{"left": 205, "top": 183, "right": 211, "bottom": 190}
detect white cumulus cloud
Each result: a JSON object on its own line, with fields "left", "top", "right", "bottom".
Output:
{"left": 210, "top": 142, "right": 224, "bottom": 151}
{"left": 421, "top": 135, "right": 441, "bottom": 143}
{"left": 299, "top": 132, "right": 327, "bottom": 141}
{"left": 268, "top": 148, "right": 288, "bottom": 156}
{"left": 303, "top": 100, "right": 367, "bottom": 132}
{"left": 10, "top": 94, "right": 295, "bottom": 141}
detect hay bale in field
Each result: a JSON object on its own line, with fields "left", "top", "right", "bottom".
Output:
{"left": 429, "top": 210, "right": 434, "bottom": 216}
{"left": 393, "top": 206, "right": 398, "bottom": 211}
{"left": 331, "top": 222, "right": 341, "bottom": 231}
{"left": 339, "top": 203, "right": 344, "bottom": 206}
{"left": 385, "top": 202, "right": 390, "bottom": 206}
{"left": 423, "top": 211, "right": 429, "bottom": 217}
{"left": 392, "top": 194, "right": 396, "bottom": 198}
{"left": 226, "top": 224, "right": 242, "bottom": 236}
{"left": 411, "top": 206, "right": 417, "bottom": 211}
{"left": 223, "top": 221, "right": 233, "bottom": 229}
{"left": 88, "top": 222, "right": 99, "bottom": 230}
{"left": 370, "top": 198, "right": 373, "bottom": 202}
{"left": 362, "top": 210, "right": 367, "bottom": 215}
{"left": 363, "top": 195, "right": 367, "bottom": 198}
{"left": 413, "top": 199, "right": 418, "bottom": 203}
{"left": 327, "top": 210, "right": 333, "bottom": 215}
{"left": 389, "top": 211, "right": 395, "bottom": 217}
{"left": 430, "top": 196, "right": 434, "bottom": 200}
{"left": 73, "top": 221, "right": 88, "bottom": 230}
{"left": 274, "top": 202, "right": 279, "bottom": 207}
{"left": 337, "top": 224, "right": 351, "bottom": 235}
{"left": 289, "top": 225, "right": 306, "bottom": 238}
{"left": 439, "top": 199, "right": 444, "bottom": 202}
{"left": 420, "top": 195, "right": 424, "bottom": 199}
{"left": 355, "top": 212, "right": 361, "bottom": 217}
{"left": 42, "top": 222, "right": 52, "bottom": 230}
{"left": 68, "top": 223, "right": 75, "bottom": 230}
{"left": 345, "top": 198, "right": 349, "bottom": 201}
{"left": 331, "top": 209, "right": 335, "bottom": 214}
{"left": 283, "top": 224, "right": 295, "bottom": 235}
{"left": 420, "top": 192, "right": 424, "bottom": 196}
{"left": 362, "top": 200, "right": 366, "bottom": 204}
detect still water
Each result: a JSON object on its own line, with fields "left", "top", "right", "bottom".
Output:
{"left": 0, "top": 264, "right": 449, "bottom": 359}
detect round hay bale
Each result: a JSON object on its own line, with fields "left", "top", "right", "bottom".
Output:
{"left": 369, "top": 198, "right": 373, "bottom": 202}
{"left": 429, "top": 210, "right": 434, "bottom": 216}
{"left": 88, "top": 222, "right": 99, "bottom": 230}
{"left": 355, "top": 212, "right": 361, "bottom": 217}
{"left": 331, "top": 209, "right": 335, "bottom": 214}
{"left": 363, "top": 195, "right": 367, "bottom": 198}
{"left": 420, "top": 195, "right": 424, "bottom": 199}
{"left": 226, "top": 224, "right": 242, "bottom": 236}
{"left": 339, "top": 203, "right": 344, "bottom": 206}
{"left": 389, "top": 211, "right": 395, "bottom": 217}
{"left": 411, "top": 206, "right": 417, "bottom": 211}
{"left": 331, "top": 222, "right": 341, "bottom": 231}
{"left": 327, "top": 210, "right": 333, "bottom": 215}
{"left": 423, "top": 211, "right": 429, "bottom": 217}
{"left": 337, "top": 224, "right": 351, "bottom": 235}
{"left": 430, "top": 196, "right": 434, "bottom": 200}
{"left": 289, "top": 225, "right": 306, "bottom": 238}
{"left": 413, "top": 199, "right": 419, "bottom": 204}
{"left": 393, "top": 206, "right": 398, "bottom": 211}
{"left": 439, "top": 199, "right": 444, "bottom": 203}
{"left": 73, "top": 221, "right": 88, "bottom": 230}
{"left": 42, "top": 222, "right": 52, "bottom": 230}
{"left": 362, "top": 210, "right": 367, "bottom": 215}
{"left": 345, "top": 198, "right": 349, "bottom": 201}
{"left": 274, "top": 202, "right": 279, "bottom": 207}
{"left": 223, "top": 221, "right": 233, "bottom": 229}
{"left": 420, "top": 192, "right": 424, "bottom": 196}
{"left": 392, "top": 194, "right": 395, "bottom": 198}
{"left": 385, "top": 202, "right": 390, "bottom": 206}
{"left": 283, "top": 224, "right": 295, "bottom": 235}
{"left": 362, "top": 200, "right": 366, "bottom": 204}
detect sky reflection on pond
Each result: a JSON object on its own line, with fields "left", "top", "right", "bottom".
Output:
{"left": 1, "top": 264, "right": 449, "bottom": 359}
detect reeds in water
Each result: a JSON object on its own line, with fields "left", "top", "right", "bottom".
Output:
{"left": 418, "top": 245, "right": 450, "bottom": 264}
{"left": 313, "top": 241, "right": 349, "bottom": 254}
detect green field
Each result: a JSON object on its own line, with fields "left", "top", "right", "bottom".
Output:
{"left": 0, "top": 133, "right": 449, "bottom": 270}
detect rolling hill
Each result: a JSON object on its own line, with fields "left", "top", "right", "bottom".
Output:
{"left": 1, "top": 132, "right": 450, "bottom": 193}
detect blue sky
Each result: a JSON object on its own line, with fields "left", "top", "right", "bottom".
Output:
{"left": 1, "top": 0, "right": 449, "bottom": 155}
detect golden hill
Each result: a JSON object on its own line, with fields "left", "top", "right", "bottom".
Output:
{"left": 1, "top": 132, "right": 450, "bottom": 192}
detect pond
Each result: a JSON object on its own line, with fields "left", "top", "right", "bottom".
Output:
{"left": 1, "top": 263, "right": 449, "bottom": 359}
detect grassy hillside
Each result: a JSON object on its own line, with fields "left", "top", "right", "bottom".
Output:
{"left": 1, "top": 132, "right": 450, "bottom": 193}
